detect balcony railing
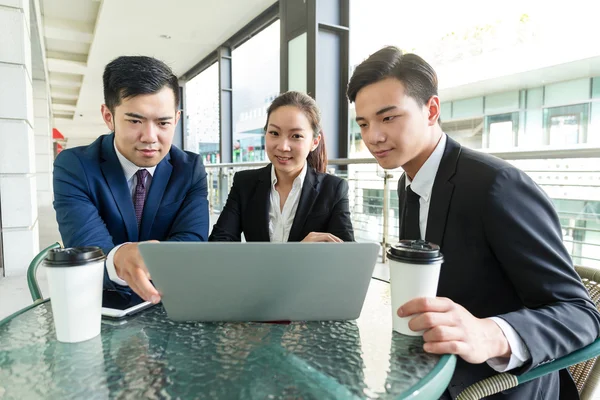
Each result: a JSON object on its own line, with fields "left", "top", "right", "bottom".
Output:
{"left": 203, "top": 146, "right": 600, "bottom": 267}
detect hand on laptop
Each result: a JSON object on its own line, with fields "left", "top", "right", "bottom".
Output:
{"left": 114, "top": 241, "right": 161, "bottom": 304}
{"left": 301, "top": 232, "right": 343, "bottom": 243}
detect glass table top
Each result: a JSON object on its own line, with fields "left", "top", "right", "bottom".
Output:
{"left": 0, "top": 279, "right": 453, "bottom": 399}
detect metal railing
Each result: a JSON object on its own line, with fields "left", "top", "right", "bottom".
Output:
{"left": 204, "top": 146, "right": 600, "bottom": 267}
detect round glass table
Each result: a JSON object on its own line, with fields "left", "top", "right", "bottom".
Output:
{"left": 0, "top": 279, "right": 455, "bottom": 399}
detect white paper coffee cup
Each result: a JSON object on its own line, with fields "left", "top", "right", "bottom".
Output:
{"left": 44, "top": 247, "right": 106, "bottom": 343}
{"left": 387, "top": 240, "right": 444, "bottom": 336}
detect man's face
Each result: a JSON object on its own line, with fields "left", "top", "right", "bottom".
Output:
{"left": 354, "top": 78, "right": 434, "bottom": 171}
{"left": 101, "top": 86, "right": 180, "bottom": 167}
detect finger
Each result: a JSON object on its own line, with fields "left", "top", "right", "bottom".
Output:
{"left": 302, "top": 232, "right": 317, "bottom": 242}
{"left": 398, "top": 297, "right": 455, "bottom": 317}
{"left": 130, "top": 268, "right": 160, "bottom": 304}
{"left": 423, "top": 340, "right": 469, "bottom": 356}
{"left": 131, "top": 245, "right": 152, "bottom": 279}
{"left": 409, "top": 311, "right": 457, "bottom": 331}
{"left": 327, "top": 234, "right": 343, "bottom": 243}
{"left": 422, "top": 326, "right": 465, "bottom": 343}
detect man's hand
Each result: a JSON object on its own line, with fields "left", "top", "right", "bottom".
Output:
{"left": 114, "top": 241, "right": 161, "bottom": 304}
{"left": 301, "top": 232, "right": 343, "bottom": 243}
{"left": 398, "top": 297, "right": 511, "bottom": 364}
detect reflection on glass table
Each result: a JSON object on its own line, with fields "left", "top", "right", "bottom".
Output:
{"left": 0, "top": 279, "right": 455, "bottom": 399}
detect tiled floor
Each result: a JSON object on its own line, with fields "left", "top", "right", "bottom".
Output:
{"left": 0, "top": 206, "right": 58, "bottom": 320}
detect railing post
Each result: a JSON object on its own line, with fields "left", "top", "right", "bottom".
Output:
{"left": 228, "top": 168, "right": 235, "bottom": 192}
{"left": 207, "top": 169, "right": 214, "bottom": 215}
{"left": 382, "top": 172, "right": 392, "bottom": 263}
{"left": 218, "top": 167, "right": 226, "bottom": 211}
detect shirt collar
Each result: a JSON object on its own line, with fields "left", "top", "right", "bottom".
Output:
{"left": 113, "top": 139, "right": 156, "bottom": 181}
{"left": 271, "top": 162, "right": 308, "bottom": 190}
{"left": 405, "top": 133, "right": 447, "bottom": 202}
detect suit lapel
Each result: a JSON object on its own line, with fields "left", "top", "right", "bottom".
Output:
{"left": 425, "top": 136, "right": 461, "bottom": 248}
{"left": 100, "top": 134, "right": 139, "bottom": 242}
{"left": 288, "top": 167, "right": 320, "bottom": 242}
{"left": 252, "top": 165, "right": 272, "bottom": 241}
{"left": 139, "top": 153, "right": 173, "bottom": 240}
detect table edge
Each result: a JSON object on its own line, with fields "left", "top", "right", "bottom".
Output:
{"left": 0, "top": 294, "right": 457, "bottom": 400}
{"left": 398, "top": 354, "right": 457, "bottom": 400}
{"left": 0, "top": 298, "right": 49, "bottom": 327}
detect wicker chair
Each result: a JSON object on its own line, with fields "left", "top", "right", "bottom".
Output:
{"left": 456, "top": 265, "right": 600, "bottom": 400}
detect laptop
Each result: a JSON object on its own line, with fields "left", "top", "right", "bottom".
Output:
{"left": 139, "top": 242, "right": 380, "bottom": 322}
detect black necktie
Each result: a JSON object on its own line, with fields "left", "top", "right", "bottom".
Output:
{"left": 403, "top": 185, "right": 421, "bottom": 240}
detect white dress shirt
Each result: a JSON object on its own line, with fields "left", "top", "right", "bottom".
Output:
{"left": 268, "top": 162, "right": 308, "bottom": 242}
{"left": 105, "top": 141, "right": 156, "bottom": 286}
{"left": 405, "top": 133, "right": 531, "bottom": 372}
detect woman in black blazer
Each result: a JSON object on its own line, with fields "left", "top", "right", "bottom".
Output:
{"left": 209, "top": 91, "right": 354, "bottom": 242}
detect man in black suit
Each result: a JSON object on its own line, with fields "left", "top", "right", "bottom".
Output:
{"left": 347, "top": 46, "right": 600, "bottom": 399}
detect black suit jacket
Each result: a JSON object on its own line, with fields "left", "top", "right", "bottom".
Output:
{"left": 209, "top": 164, "right": 354, "bottom": 242}
{"left": 398, "top": 136, "right": 600, "bottom": 399}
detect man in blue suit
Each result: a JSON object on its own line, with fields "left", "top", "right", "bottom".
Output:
{"left": 53, "top": 56, "right": 209, "bottom": 304}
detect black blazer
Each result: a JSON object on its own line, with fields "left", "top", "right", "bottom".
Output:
{"left": 209, "top": 165, "right": 354, "bottom": 242}
{"left": 399, "top": 136, "right": 600, "bottom": 399}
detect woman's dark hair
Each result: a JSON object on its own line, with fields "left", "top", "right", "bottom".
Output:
{"left": 264, "top": 91, "right": 327, "bottom": 173}
{"left": 103, "top": 56, "right": 180, "bottom": 114}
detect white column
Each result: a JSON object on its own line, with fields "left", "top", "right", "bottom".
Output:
{"left": 0, "top": 0, "right": 40, "bottom": 276}
{"left": 33, "top": 79, "right": 53, "bottom": 208}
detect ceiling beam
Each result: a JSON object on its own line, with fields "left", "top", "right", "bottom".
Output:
{"left": 52, "top": 103, "right": 77, "bottom": 112}
{"left": 51, "top": 88, "right": 79, "bottom": 101}
{"left": 49, "top": 77, "right": 82, "bottom": 89}
{"left": 47, "top": 58, "right": 87, "bottom": 75}
{"left": 44, "top": 17, "right": 94, "bottom": 44}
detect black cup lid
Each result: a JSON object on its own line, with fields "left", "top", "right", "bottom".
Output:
{"left": 387, "top": 240, "right": 444, "bottom": 264}
{"left": 44, "top": 247, "right": 106, "bottom": 267}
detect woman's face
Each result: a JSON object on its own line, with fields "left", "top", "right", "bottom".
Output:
{"left": 265, "top": 105, "right": 320, "bottom": 177}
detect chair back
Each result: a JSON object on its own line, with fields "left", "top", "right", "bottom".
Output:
{"left": 571, "top": 265, "right": 600, "bottom": 399}
{"left": 27, "top": 242, "right": 61, "bottom": 303}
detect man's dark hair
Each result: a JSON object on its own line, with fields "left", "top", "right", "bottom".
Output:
{"left": 103, "top": 56, "right": 180, "bottom": 113}
{"left": 347, "top": 46, "right": 439, "bottom": 108}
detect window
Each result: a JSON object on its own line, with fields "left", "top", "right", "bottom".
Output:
{"left": 185, "top": 63, "right": 220, "bottom": 164}
{"left": 232, "top": 20, "right": 280, "bottom": 163}
{"left": 442, "top": 118, "right": 484, "bottom": 149}
{"left": 544, "top": 104, "right": 589, "bottom": 146}
{"left": 485, "top": 112, "right": 519, "bottom": 148}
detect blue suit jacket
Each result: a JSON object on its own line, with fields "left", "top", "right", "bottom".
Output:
{"left": 53, "top": 133, "right": 209, "bottom": 290}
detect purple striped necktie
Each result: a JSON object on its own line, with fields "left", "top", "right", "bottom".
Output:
{"left": 134, "top": 169, "right": 149, "bottom": 227}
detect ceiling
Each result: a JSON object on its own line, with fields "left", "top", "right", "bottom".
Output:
{"left": 40, "top": 0, "right": 276, "bottom": 143}
{"left": 40, "top": 0, "right": 600, "bottom": 145}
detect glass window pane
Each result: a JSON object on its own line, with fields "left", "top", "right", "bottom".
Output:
{"left": 593, "top": 78, "right": 600, "bottom": 99}
{"left": 288, "top": 33, "right": 307, "bottom": 93}
{"left": 232, "top": 20, "right": 280, "bottom": 163}
{"left": 590, "top": 102, "right": 600, "bottom": 145}
{"left": 486, "top": 112, "right": 518, "bottom": 148}
{"left": 544, "top": 78, "right": 590, "bottom": 107}
{"left": 485, "top": 91, "right": 519, "bottom": 114}
{"left": 184, "top": 63, "right": 220, "bottom": 164}
{"left": 451, "top": 97, "right": 484, "bottom": 119}
{"left": 521, "top": 109, "right": 543, "bottom": 148}
{"left": 442, "top": 117, "right": 484, "bottom": 149}
{"left": 526, "top": 87, "right": 544, "bottom": 109}
{"left": 543, "top": 104, "right": 589, "bottom": 146}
